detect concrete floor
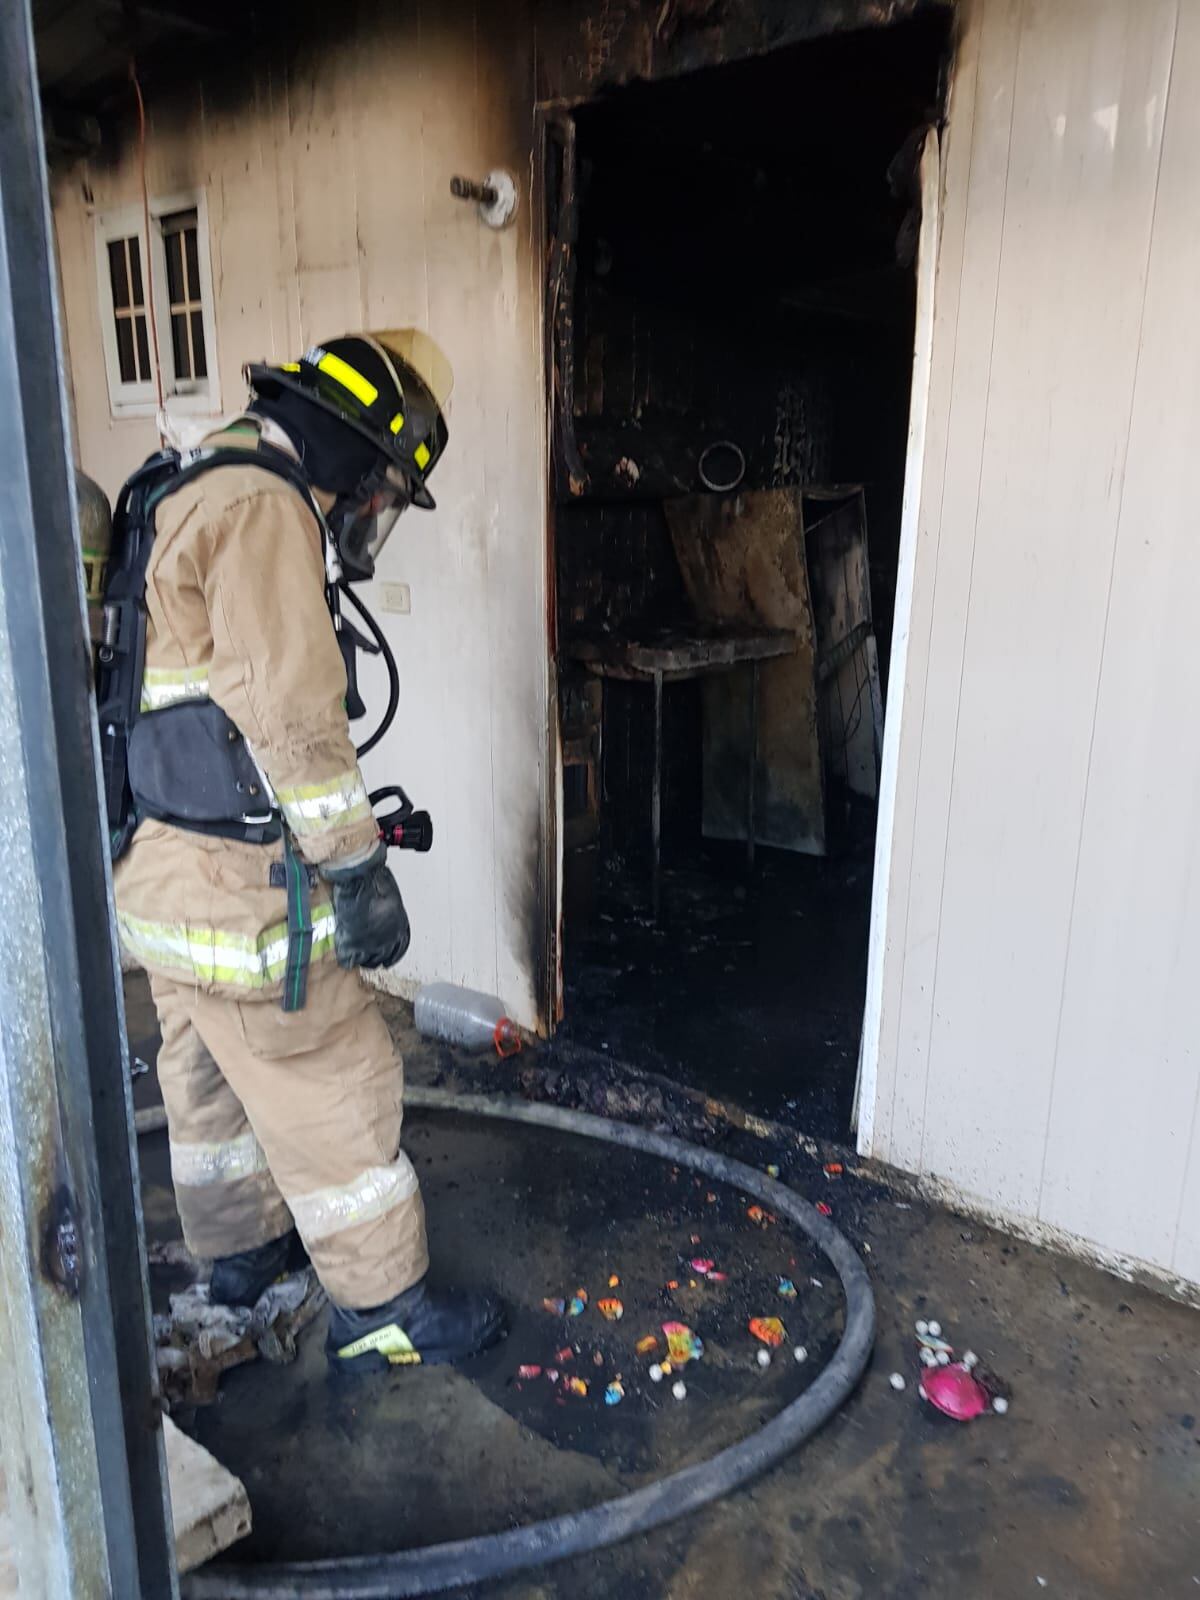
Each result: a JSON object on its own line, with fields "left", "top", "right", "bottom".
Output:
{"left": 127, "top": 976, "right": 1200, "bottom": 1600}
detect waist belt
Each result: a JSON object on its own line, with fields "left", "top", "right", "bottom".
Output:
{"left": 130, "top": 699, "right": 327, "bottom": 1011}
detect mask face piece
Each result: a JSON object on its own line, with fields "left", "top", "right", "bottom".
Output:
{"left": 330, "top": 465, "right": 411, "bottom": 581}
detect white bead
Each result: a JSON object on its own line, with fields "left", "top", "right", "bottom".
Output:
{"left": 963, "top": 1351, "right": 978, "bottom": 1369}
{"left": 915, "top": 1319, "right": 929, "bottom": 1335}
{"left": 889, "top": 1372, "right": 906, "bottom": 1392}
{"left": 649, "top": 1364, "right": 663, "bottom": 1383}
{"left": 936, "top": 1350, "right": 950, "bottom": 1365}
{"left": 757, "top": 1348, "right": 771, "bottom": 1368}
{"left": 993, "top": 1396, "right": 1009, "bottom": 1414}
{"left": 919, "top": 1348, "right": 937, "bottom": 1367}
{"left": 793, "top": 1345, "right": 808, "bottom": 1363}
{"left": 672, "top": 1380, "right": 687, "bottom": 1401}
{"left": 928, "top": 1321, "right": 942, "bottom": 1337}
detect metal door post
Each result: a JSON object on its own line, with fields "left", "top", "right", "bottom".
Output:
{"left": 0, "top": 4, "right": 176, "bottom": 1595}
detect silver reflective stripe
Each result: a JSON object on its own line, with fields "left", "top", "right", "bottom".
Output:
{"left": 275, "top": 769, "right": 372, "bottom": 838}
{"left": 140, "top": 667, "right": 210, "bottom": 711}
{"left": 170, "top": 1130, "right": 270, "bottom": 1187}
{"left": 117, "top": 908, "right": 336, "bottom": 988}
{"left": 289, "top": 1152, "right": 420, "bottom": 1242}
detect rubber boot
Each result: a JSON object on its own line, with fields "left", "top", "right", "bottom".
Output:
{"left": 209, "top": 1229, "right": 309, "bottom": 1308}
{"left": 326, "top": 1278, "right": 508, "bottom": 1372}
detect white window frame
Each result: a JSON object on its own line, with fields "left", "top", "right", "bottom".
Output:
{"left": 93, "top": 189, "right": 222, "bottom": 419}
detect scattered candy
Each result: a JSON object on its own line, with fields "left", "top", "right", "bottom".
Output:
{"left": 666, "top": 1279, "right": 680, "bottom": 1291}
{"left": 919, "top": 1348, "right": 937, "bottom": 1368}
{"left": 567, "top": 1290, "right": 588, "bottom": 1317}
{"left": 993, "top": 1396, "right": 1009, "bottom": 1415}
{"left": 746, "top": 1205, "right": 777, "bottom": 1227}
{"left": 608, "top": 1275, "right": 620, "bottom": 1288}
{"left": 546, "top": 1368, "right": 559, "bottom": 1382}
{"left": 604, "top": 1381, "right": 625, "bottom": 1406}
{"left": 555, "top": 1347, "right": 574, "bottom": 1363}
{"left": 690, "top": 1234, "right": 701, "bottom": 1245}
{"left": 756, "top": 1348, "right": 772, "bottom": 1368}
{"left": 816, "top": 1202, "right": 833, "bottom": 1218}
{"left": 689, "top": 1258, "right": 715, "bottom": 1276}
{"left": 567, "top": 1376, "right": 589, "bottom": 1398}
{"left": 920, "top": 1362, "right": 989, "bottom": 1421}
{"left": 706, "top": 1192, "right": 717, "bottom": 1203}
{"left": 661, "top": 1360, "right": 673, "bottom": 1375}
{"left": 597, "top": 1298, "right": 624, "bottom": 1321}
{"left": 793, "top": 1345, "right": 808, "bottom": 1363}
{"left": 963, "top": 1351, "right": 978, "bottom": 1370}
{"left": 915, "top": 1319, "right": 929, "bottom": 1336}
{"left": 672, "top": 1380, "right": 687, "bottom": 1401}
{"left": 810, "top": 1278, "right": 824, "bottom": 1290}
{"left": 766, "top": 1164, "right": 780, "bottom": 1178}
{"left": 928, "top": 1320, "right": 942, "bottom": 1338}
{"left": 649, "top": 1364, "right": 664, "bottom": 1383}
{"left": 517, "top": 1365, "right": 542, "bottom": 1380}
{"left": 636, "top": 1335, "right": 659, "bottom": 1356}
{"left": 543, "top": 1298, "right": 566, "bottom": 1316}
{"left": 777, "top": 1278, "right": 798, "bottom": 1300}
{"left": 749, "top": 1316, "right": 787, "bottom": 1348}
{"left": 593, "top": 1350, "right": 605, "bottom": 1367}
{"left": 936, "top": 1350, "right": 950, "bottom": 1366}
{"left": 889, "top": 1372, "right": 907, "bottom": 1392}
{"left": 707, "top": 1271, "right": 728, "bottom": 1282}
{"left": 663, "top": 1321, "right": 704, "bottom": 1365}
{"left": 824, "top": 1162, "right": 844, "bottom": 1177}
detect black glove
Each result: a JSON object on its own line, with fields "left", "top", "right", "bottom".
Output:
{"left": 321, "top": 842, "right": 410, "bottom": 969}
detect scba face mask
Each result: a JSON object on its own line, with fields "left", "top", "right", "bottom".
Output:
{"left": 329, "top": 462, "right": 413, "bottom": 583}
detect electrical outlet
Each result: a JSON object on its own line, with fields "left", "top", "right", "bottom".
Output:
{"left": 379, "top": 582, "right": 411, "bottom": 615}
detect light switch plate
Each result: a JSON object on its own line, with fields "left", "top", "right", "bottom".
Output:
{"left": 379, "top": 581, "right": 411, "bottom": 615}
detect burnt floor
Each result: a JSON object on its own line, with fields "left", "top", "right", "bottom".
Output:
{"left": 558, "top": 796, "right": 877, "bottom": 1143}
{"left": 126, "top": 975, "right": 1200, "bottom": 1600}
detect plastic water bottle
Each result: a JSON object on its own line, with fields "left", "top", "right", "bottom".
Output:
{"left": 414, "top": 982, "right": 522, "bottom": 1056}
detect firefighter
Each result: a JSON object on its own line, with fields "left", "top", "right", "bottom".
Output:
{"left": 114, "top": 332, "right": 506, "bottom": 1371}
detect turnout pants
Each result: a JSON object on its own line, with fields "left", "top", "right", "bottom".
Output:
{"left": 150, "top": 961, "right": 429, "bottom": 1309}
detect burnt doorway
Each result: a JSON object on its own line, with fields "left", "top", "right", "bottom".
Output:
{"left": 547, "top": 15, "right": 951, "bottom": 1140}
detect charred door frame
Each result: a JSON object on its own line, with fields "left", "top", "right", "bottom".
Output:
{"left": 0, "top": 3, "right": 176, "bottom": 1591}
{"left": 855, "top": 127, "right": 942, "bottom": 1147}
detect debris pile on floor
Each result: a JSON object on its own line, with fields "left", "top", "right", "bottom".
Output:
{"left": 153, "top": 1259, "right": 326, "bottom": 1407}
{"left": 887, "top": 1316, "right": 1011, "bottom": 1422}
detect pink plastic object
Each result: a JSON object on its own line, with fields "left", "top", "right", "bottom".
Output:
{"left": 921, "top": 1362, "right": 990, "bottom": 1421}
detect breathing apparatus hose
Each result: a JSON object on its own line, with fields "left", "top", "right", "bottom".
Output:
{"left": 341, "top": 581, "right": 400, "bottom": 761}
{"left": 181, "top": 1089, "right": 877, "bottom": 1600}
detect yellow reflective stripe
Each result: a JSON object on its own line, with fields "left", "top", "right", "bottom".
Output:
{"left": 117, "top": 906, "right": 336, "bottom": 988}
{"left": 140, "top": 667, "right": 210, "bottom": 711}
{"left": 389, "top": 412, "right": 405, "bottom": 435}
{"left": 317, "top": 352, "right": 378, "bottom": 407}
{"left": 290, "top": 1153, "right": 420, "bottom": 1243}
{"left": 170, "top": 1131, "right": 270, "bottom": 1187}
{"left": 280, "top": 362, "right": 302, "bottom": 372}
{"left": 275, "top": 769, "right": 371, "bottom": 837}
{"left": 414, "top": 441, "right": 431, "bottom": 470}
{"left": 335, "top": 1324, "right": 421, "bottom": 1365}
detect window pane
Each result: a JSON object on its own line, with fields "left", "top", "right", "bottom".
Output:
{"left": 164, "top": 230, "right": 185, "bottom": 304}
{"left": 134, "top": 314, "right": 151, "bottom": 383}
{"left": 190, "top": 310, "right": 207, "bottom": 379}
{"left": 184, "top": 226, "right": 200, "bottom": 298}
{"left": 170, "top": 312, "right": 190, "bottom": 381}
{"left": 115, "top": 317, "right": 136, "bottom": 383}
{"left": 128, "top": 235, "right": 145, "bottom": 307}
{"left": 108, "top": 239, "right": 130, "bottom": 310}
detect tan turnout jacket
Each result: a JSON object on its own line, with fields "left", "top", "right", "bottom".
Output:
{"left": 113, "top": 423, "right": 380, "bottom": 995}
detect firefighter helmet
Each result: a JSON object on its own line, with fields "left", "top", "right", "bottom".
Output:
{"left": 245, "top": 330, "right": 452, "bottom": 510}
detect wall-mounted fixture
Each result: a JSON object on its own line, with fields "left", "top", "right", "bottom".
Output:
{"left": 450, "top": 169, "right": 518, "bottom": 229}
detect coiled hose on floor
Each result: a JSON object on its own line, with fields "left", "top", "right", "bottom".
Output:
{"left": 182, "top": 1088, "right": 876, "bottom": 1600}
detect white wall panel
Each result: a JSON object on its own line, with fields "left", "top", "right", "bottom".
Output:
{"left": 53, "top": 0, "right": 548, "bottom": 1027}
{"left": 866, "top": 0, "right": 1200, "bottom": 1288}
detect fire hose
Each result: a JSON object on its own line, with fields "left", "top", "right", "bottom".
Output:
{"left": 178, "top": 1088, "right": 876, "bottom": 1599}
